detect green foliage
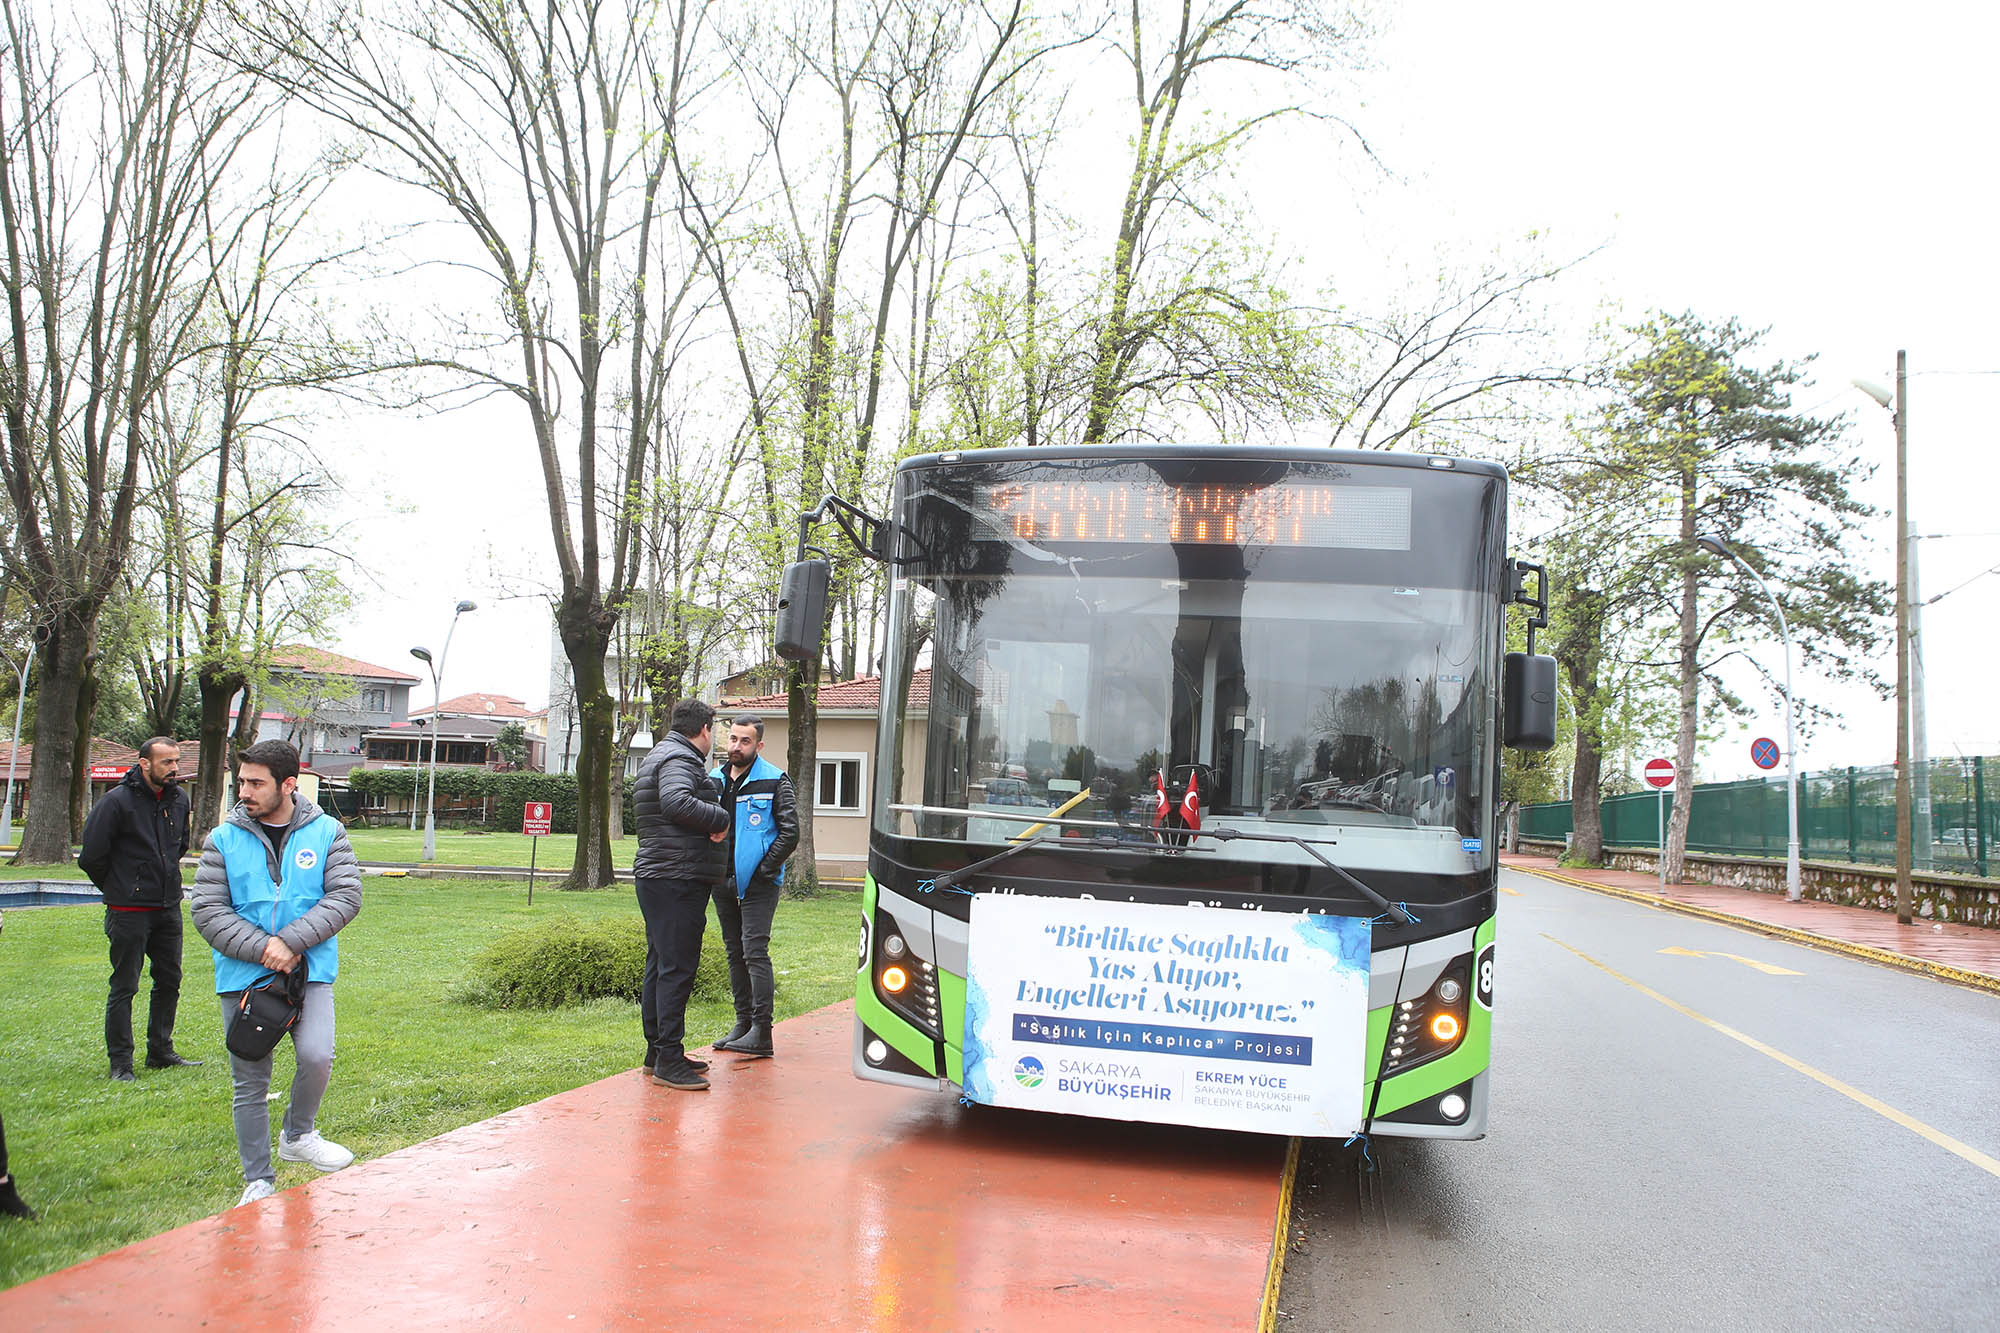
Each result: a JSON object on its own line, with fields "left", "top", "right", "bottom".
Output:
{"left": 456, "top": 913, "right": 727, "bottom": 1009}
{"left": 493, "top": 722, "right": 531, "bottom": 769}
{"left": 347, "top": 769, "right": 636, "bottom": 834}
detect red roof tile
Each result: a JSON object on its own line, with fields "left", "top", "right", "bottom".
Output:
{"left": 415, "top": 692, "right": 534, "bottom": 719}
{"left": 722, "top": 668, "right": 929, "bottom": 714}
{"left": 270, "top": 646, "right": 421, "bottom": 683}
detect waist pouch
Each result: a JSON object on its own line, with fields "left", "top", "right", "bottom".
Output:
{"left": 227, "top": 962, "right": 308, "bottom": 1060}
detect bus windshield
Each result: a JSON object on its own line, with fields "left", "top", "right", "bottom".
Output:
{"left": 874, "top": 455, "right": 1504, "bottom": 879}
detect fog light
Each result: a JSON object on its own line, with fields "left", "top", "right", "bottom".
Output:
{"left": 882, "top": 965, "right": 910, "bottom": 993}
{"left": 865, "top": 1039, "right": 888, "bottom": 1065}
{"left": 1429, "top": 1013, "right": 1461, "bottom": 1042}
{"left": 1438, "top": 1093, "right": 1467, "bottom": 1120}
{"left": 1436, "top": 976, "right": 1464, "bottom": 1004}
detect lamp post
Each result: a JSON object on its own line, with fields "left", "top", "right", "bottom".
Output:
{"left": 1854, "top": 356, "right": 1912, "bottom": 923}
{"left": 2, "top": 638, "right": 34, "bottom": 849}
{"left": 411, "top": 599, "right": 477, "bottom": 863}
{"left": 1698, "top": 536, "right": 1802, "bottom": 902}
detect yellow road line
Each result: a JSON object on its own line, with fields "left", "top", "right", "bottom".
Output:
{"left": 1499, "top": 884, "right": 1522, "bottom": 897}
{"left": 1510, "top": 863, "right": 2000, "bottom": 997}
{"left": 1258, "top": 1136, "right": 1302, "bottom": 1333}
{"left": 1546, "top": 933, "right": 2000, "bottom": 1181}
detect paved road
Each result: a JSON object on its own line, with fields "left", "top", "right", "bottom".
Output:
{"left": 1282, "top": 867, "right": 2000, "bottom": 1331}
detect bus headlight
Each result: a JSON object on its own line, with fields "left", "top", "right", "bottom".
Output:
{"left": 1381, "top": 954, "right": 1473, "bottom": 1078}
{"left": 1429, "top": 1013, "right": 1461, "bottom": 1043}
{"left": 881, "top": 965, "right": 910, "bottom": 993}
{"left": 883, "top": 933, "right": 908, "bottom": 960}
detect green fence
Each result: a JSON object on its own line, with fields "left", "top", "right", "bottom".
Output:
{"left": 1521, "top": 756, "right": 1996, "bottom": 878}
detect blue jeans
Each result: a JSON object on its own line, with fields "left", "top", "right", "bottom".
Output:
{"left": 220, "top": 981, "right": 335, "bottom": 1184}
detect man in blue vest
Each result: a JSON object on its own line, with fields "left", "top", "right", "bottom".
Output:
{"left": 190, "top": 740, "right": 363, "bottom": 1208}
{"left": 708, "top": 714, "right": 798, "bottom": 1060}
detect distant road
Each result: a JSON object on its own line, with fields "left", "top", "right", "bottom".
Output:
{"left": 1282, "top": 867, "right": 2000, "bottom": 1330}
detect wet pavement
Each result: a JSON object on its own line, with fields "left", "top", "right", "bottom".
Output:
{"left": 1281, "top": 865, "right": 2000, "bottom": 1330}
{"left": 0, "top": 1002, "right": 1286, "bottom": 1330}
{"left": 1500, "top": 851, "right": 2000, "bottom": 989}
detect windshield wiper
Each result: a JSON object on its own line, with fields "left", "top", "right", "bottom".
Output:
{"left": 930, "top": 828, "right": 1136, "bottom": 892}
{"left": 895, "top": 802, "right": 1416, "bottom": 924}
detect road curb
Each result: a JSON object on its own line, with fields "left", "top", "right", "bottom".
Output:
{"left": 1512, "top": 864, "right": 2000, "bottom": 997}
{"left": 1258, "top": 1136, "right": 1301, "bottom": 1333}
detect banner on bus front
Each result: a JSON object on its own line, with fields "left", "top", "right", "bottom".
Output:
{"left": 961, "top": 895, "right": 1369, "bottom": 1136}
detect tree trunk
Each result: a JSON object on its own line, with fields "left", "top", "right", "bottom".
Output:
{"left": 14, "top": 622, "right": 90, "bottom": 864}
{"left": 558, "top": 595, "right": 617, "bottom": 890}
{"left": 68, "top": 657, "right": 100, "bottom": 843}
{"left": 785, "top": 657, "right": 820, "bottom": 896}
{"left": 1563, "top": 585, "right": 1607, "bottom": 865}
{"left": 1665, "top": 471, "right": 1700, "bottom": 885}
{"left": 193, "top": 667, "right": 245, "bottom": 841}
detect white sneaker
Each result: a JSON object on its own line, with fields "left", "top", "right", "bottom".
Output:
{"left": 277, "top": 1130, "right": 354, "bottom": 1172}
{"left": 237, "top": 1179, "right": 276, "bottom": 1207}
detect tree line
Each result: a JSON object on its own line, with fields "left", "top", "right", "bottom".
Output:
{"left": 0, "top": 0, "right": 1884, "bottom": 889}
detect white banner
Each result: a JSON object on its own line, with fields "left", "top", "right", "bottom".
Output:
{"left": 961, "top": 895, "right": 1370, "bottom": 1136}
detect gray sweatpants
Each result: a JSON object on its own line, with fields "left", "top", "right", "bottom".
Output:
{"left": 219, "top": 981, "right": 335, "bottom": 1184}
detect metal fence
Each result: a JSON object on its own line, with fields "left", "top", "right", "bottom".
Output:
{"left": 1520, "top": 756, "right": 1996, "bottom": 878}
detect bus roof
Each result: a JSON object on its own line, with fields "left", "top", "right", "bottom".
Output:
{"left": 893, "top": 443, "right": 1509, "bottom": 483}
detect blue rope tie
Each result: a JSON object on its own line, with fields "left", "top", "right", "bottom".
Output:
{"left": 1343, "top": 1132, "right": 1376, "bottom": 1171}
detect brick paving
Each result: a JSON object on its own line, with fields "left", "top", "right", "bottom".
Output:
{"left": 1502, "top": 851, "right": 2000, "bottom": 988}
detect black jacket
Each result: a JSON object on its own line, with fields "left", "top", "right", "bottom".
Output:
{"left": 78, "top": 766, "right": 192, "bottom": 908}
{"left": 632, "top": 731, "right": 728, "bottom": 882}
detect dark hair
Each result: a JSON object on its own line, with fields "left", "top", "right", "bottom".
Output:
{"left": 731, "top": 714, "right": 765, "bottom": 741}
{"left": 238, "top": 739, "right": 301, "bottom": 784}
{"left": 668, "top": 698, "right": 715, "bottom": 739}
{"left": 138, "top": 736, "right": 179, "bottom": 761}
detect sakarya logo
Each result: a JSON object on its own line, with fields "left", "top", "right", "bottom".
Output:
{"left": 1012, "top": 1055, "right": 1045, "bottom": 1088}
{"left": 294, "top": 847, "right": 318, "bottom": 870}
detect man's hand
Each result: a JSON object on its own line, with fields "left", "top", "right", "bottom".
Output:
{"left": 709, "top": 829, "right": 727, "bottom": 843}
{"left": 261, "top": 936, "right": 300, "bottom": 974}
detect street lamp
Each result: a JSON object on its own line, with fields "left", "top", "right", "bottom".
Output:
{"left": 411, "top": 598, "right": 478, "bottom": 863}
{"left": 1854, "top": 356, "right": 1912, "bottom": 923}
{"left": 1698, "top": 536, "right": 1802, "bottom": 902}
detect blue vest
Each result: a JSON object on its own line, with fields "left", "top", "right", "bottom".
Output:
{"left": 710, "top": 755, "right": 787, "bottom": 896}
{"left": 210, "top": 814, "right": 343, "bottom": 993}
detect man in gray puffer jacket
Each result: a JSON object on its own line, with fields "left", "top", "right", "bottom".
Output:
{"left": 190, "top": 740, "right": 362, "bottom": 1208}
{"left": 632, "top": 699, "right": 728, "bottom": 1090}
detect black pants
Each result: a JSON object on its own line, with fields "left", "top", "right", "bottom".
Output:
{"left": 636, "top": 877, "right": 710, "bottom": 1065}
{"left": 711, "top": 876, "right": 781, "bottom": 1026}
{"left": 105, "top": 905, "right": 183, "bottom": 1066}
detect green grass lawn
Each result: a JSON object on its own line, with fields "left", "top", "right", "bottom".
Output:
{"left": 343, "top": 827, "right": 640, "bottom": 869}
{"left": 0, "top": 878, "right": 861, "bottom": 1289}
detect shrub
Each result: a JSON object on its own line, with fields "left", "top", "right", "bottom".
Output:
{"left": 456, "top": 913, "right": 728, "bottom": 1009}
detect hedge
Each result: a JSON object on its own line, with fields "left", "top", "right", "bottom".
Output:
{"left": 345, "top": 769, "right": 636, "bottom": 835}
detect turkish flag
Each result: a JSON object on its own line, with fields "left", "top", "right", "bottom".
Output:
{"left": 1152, "top": 771, "right": 1170, "bottom": 826}
{"left": 1179, "top": 771, "right": 1201, "bottom": 830}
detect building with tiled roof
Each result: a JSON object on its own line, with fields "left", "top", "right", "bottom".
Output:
{"left": 0, "top": 738, "right": 147, "bottom": 827}
{"left": 235, "top": 645, "right": 424, "bottom": 780}
{"left": 717, "top": 669, "right": 931, "bottom": 883}
{"left": 414, "top": 692, "right": 536, "bottom": 720}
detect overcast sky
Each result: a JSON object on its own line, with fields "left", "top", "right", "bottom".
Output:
{"left": 330, "top": 0, "right": 1999, "bottom": 779}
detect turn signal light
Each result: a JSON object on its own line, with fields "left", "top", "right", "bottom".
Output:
{"left": 881, "top": 965, "right": 910, "bottom": 994}
{"left": 1429, "top": 1012, "right": 1461, "bottom": 1043}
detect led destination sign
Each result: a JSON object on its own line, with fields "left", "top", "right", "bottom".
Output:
{"left": 982, "top": 479, "right": 1411, "bottom": 550}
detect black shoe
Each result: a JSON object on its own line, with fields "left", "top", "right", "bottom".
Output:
{"left": 732, "top": 1023, "right": 774, "bottom": 1060}
{"left": 0, "top": 1177, "right": 33, "bottom": 1221}
{"left": 649, "top": 1060, "right": 710, "bottom": 1091}
{"left": 145, "top": 1051, "right": 203, "bottom": 1069}
{"left": 684, "top": 1055, "right": 710, "bottom": 1073}
{"left": 643, "top": 1046, "right": 658, "bottom": 1073}
{"left": 109, "top": 1064, "right": 136, "bottom": 1082}
{"left": 711, "top": 1019, "right": 753, "bottom": 1052}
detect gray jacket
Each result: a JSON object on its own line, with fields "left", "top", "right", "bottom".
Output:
{"left": 632, "top": 731, "right": 728, "bottom": 881}
{"left": 190, "top": 795, "right": 363, "bottom": 967}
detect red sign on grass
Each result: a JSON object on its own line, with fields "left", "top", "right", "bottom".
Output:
{"left": 522, "top": 801, "right": 553, "bottom": 836}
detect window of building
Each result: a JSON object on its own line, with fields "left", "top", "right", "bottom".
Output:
{"left": 817, "top": 754, "right": 865, "bottom": 814}
{"left": 361, "top": 687, "right": 388, "bottom": 713}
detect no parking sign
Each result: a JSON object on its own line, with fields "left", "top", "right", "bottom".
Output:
{"left": 1751, "top": 738, "right": 1781, "bottom": 770}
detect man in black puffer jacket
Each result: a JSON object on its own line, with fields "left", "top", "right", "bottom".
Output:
{"left": 79, "top": 738, "right": 196, "bottom": 1080}
{"left": 632, "top": 698, "right": 729, "bottom": 1090}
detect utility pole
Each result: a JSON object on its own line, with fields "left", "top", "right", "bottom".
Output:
{"left": 1910, "top": 524, "right": 1931, "bottom": 872}
{"left": 1893, "top": 350, "right": 1912, "bottom": 924}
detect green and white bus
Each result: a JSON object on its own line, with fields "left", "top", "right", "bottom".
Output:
{"left": 777, "top": 445, "right": 1555, "bottom": 1139}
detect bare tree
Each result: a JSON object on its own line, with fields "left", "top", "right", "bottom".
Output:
{"left": 0, "top": 0, "right": 266, "bottom": 861}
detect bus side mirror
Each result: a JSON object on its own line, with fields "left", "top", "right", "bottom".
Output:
{"left": 1503, "top": 653, "right": 1557, "bottom": 750}
{"left": 774, "top": 559, "right": 830, "bottom": 662}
